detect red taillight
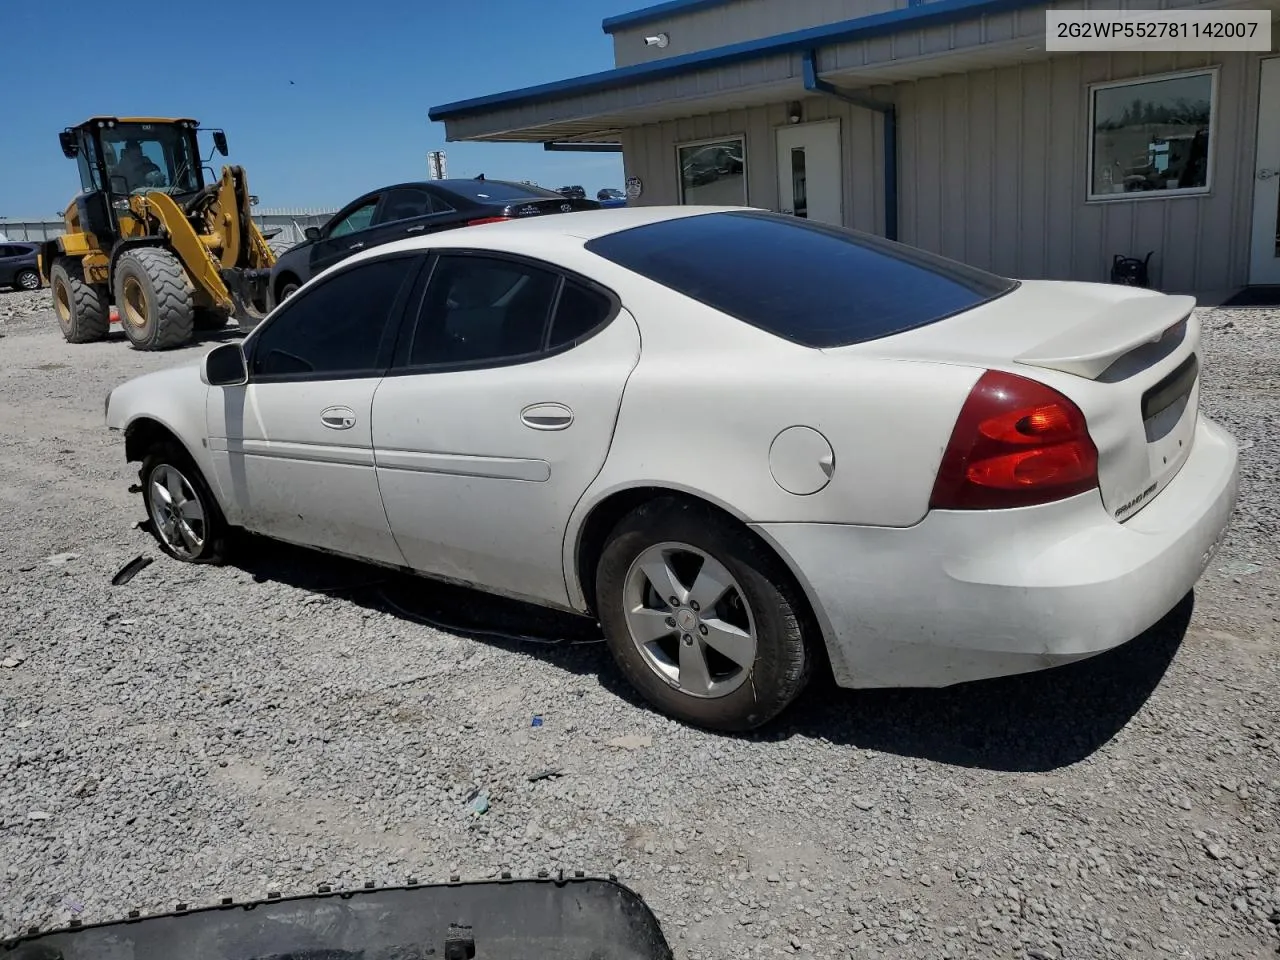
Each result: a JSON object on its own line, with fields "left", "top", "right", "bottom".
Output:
{"left": 466, "top": 216, "right": 512, "bottom": 226}
{"left": 929, "top": 370, "right": 1099, "bottom": 510}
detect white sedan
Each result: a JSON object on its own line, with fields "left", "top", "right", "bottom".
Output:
{"left": 104, "top": 206, "right": 1239, "bottom": 731}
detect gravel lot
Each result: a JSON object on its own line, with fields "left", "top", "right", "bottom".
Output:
{"left": 1, "top": 287, "right": 1278, "bottom": 959}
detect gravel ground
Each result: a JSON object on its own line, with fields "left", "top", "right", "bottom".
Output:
{"left": 1, "top": 287, "right": 1278, "bottom": 959}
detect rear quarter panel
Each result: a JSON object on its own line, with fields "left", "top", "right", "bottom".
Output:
{"left": 559, "top": 261, "right": 984, "bottom": 602}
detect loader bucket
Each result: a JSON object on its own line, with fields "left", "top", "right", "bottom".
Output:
{"left": 1, "top": 876, "right": 674, "bottom": 960}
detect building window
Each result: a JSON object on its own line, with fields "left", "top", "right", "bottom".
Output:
{"left": 1088, "top": 70, "right": 1216, "bottom": 201}
{"left": 677, "top": 136, "right": 747, "bottom": 205}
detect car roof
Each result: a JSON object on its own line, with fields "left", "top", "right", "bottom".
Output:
{"left": 370, "top": 178, "right": 549, "bottom": 192}
{"left": 321, "top": 205, "right": 761, "bottom": 283}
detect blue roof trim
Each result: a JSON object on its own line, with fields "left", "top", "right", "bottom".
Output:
{"left": 429, "top": 0, "right": 1047, "bottom": 122}
{"left": 601, "top": 0, "right": 738, "bottom": 34}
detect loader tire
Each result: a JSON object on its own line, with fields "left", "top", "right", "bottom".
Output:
{"left": 114, "top": 248, "right": 195, "bottom": 351}
{"left": 50, "top": 258, "right": 110, "bottom": 343}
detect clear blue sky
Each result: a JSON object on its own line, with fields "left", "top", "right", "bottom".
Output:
{"left": 0, "top": 1, "right": 628, "bottom": 217}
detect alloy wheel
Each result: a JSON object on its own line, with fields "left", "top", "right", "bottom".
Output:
{"left": 621, "top": 541, "right": 757, "bottom": 698}
{"left": 148, "top": 463, "right": 207, "bottom": 559}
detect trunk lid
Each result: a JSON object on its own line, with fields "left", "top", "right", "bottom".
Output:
{"left": 499, "top": 197, "right": 602, "bottom": 219}
{"left": 838, "top": 280, "right": 1201, "bottom": 521}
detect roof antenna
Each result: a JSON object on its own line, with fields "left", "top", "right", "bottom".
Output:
{"left": 475, "top": 173, "right": 485, "bottom": 181}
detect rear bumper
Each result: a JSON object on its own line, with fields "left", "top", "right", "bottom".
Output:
{"left": 753, "top": 415, "right": 1239, "bottom": 689}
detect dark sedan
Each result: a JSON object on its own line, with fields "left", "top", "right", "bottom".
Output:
{"left": 269, "top": 178, "right": 600, "bottom": 306}
{"left": 0, "top": 242, "right": 41, "bottom": 291}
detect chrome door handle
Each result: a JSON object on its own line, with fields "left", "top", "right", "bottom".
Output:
{"left": 520, "top": 402, "right": 574, "bottom": 431}
{"left": 349, "top": 241, "right": 365, "bottom": 250}
{"left": 1259, "top": 169, "right": 1279, "bottom": 180}
{"left": 320, "top": 405, "right": 357, "bottom": 430}
{"left": 406, "top": 224, "right": 426, "bottom": 233}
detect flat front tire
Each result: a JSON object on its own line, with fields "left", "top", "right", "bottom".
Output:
{"left": 114, "top": 248, "right": 195, "bottom": 350}
{"left": 50, "top": 258, "right": 109, "bottom": 343}
{"left": 595, "top": 498, "right": 812, "bottom": 731}
{"left": 140, "top": 441, "right": 229, "bottom": 564}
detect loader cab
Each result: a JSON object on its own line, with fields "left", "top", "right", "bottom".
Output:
{"left": 59, "top": 117, "right": 211, "bottom": 241}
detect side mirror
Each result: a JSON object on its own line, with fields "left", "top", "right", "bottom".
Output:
{"left": 58, "top": 130, "right": 79, "bottom": 159}
{"left": 202, "top": 343, "right": 248, "bottom": 387}
{"left": 304, "top": 226, "right": 322, "bottom": 242}
{"left": 212, "top": 130, "right": 229, "bottom": 156}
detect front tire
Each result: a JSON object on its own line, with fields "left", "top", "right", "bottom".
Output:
{"left": 15, "top": 268, "right": 40, "bottom": 291}
{"left": 595, "top": 498, "right": 812, "bottom": 731}
{"left": 114, "top": 248, "right": 195, "bottom": 350}
{"left": 140, "top": 441, "right": 229, "bottom": 563}
{"left": 276, "top": 276, "right": 301, "bottom": 304}
{"left": 50, "top": 258, "right": 109, "bottom": 343}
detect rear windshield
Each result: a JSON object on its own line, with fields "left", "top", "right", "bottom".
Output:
{"left": 584, "top": 211, "right": 1017, "bottom": 348}
{"left": 439, "top": 180, "right": 564, "bottom": 204}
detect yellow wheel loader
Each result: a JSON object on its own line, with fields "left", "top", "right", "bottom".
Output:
{"left": 40, "top": 117, "right": 287, "bottom": 350}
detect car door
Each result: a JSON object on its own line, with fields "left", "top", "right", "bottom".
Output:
{"left": 308, "top": 194, "right": 383, "bottom": 276}
{"left": 205, "top": 252, "right": 425, "bottom": 566}
{"left": 0, "top": 245, "right": 19, "bottom": 284}
{"left": 371, "top": 251, "right": 642, "bottom": 607}
{"left": 370, "top": 186, "right": 458, "bottom": 243}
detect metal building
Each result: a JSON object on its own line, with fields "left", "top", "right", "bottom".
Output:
{"left": 429, "top": 0, "right": 1280, "bottom": 296}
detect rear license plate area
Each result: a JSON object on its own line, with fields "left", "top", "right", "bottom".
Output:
{"left": 1142, "top": 352, "right": 1198, "bottom": 442}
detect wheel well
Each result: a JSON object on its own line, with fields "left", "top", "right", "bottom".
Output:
{"left": 573, "top": 488, "right": 829, "bottom": 668}
{"left": 123, "top": 417, "right": 185, "bottom": 465}
{"left": 274, "top": 271, "right": 300, "bottom": 299}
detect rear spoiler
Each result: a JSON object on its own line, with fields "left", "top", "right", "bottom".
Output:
{"left": 1016, "top": 294, "right": 1196, "bottom": 380}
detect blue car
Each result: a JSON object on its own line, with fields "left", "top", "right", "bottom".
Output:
{"left": 0, "top": 241, "right": 41, "bottom": 291}
{"left": 597, "top": 188, "right": 628, "bottom": 208}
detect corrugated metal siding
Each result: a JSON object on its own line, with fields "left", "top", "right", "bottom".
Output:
{"left": 618, "top": 50, "right": 1272, "bottom": 291}
{"left": 621, "top": 94, "right": 886, "bottom": 233}
{"left": 613, "top": 0, "right": 905, "bottom": 66}
{"left": 897, "top": 51, "right": 1267, "bottom": 290}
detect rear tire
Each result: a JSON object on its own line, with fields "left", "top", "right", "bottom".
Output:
{"left": 50, "top": 258, "right": 109, "bottom": 343}
{"left": 139, "top": 440, "right": 229, "bottom": 564}
{"left": 595, "top": 498, "right": 813, "bottom": 731}
{"left": 114, "top": 248, "right": 195, "bottom": 350}
{"left": 15, "top": 268, "right": 40, "bottom": 291}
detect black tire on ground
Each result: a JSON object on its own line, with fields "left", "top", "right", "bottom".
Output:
{"left": 595, "top": 497, "right": 813, "bottom": 732}
{"left": 193, "top": 307, "right": 232, "bottom": 331}
{"left": 139, "top": 440, "right": 230, "bottom": 564}
{"left": 113, "top": 248, "right": 195, "bottom": 350}
{"left": 14, "top": 268, "right": 40, "bottom": 291}
{"left": 49, "top": 258, "right": 110, "bottom": 343}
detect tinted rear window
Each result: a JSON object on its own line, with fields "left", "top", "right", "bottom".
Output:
{"left": 438, "top": 180, "right": 564, "bottom": 204}
{"left": 583, "top": 211, "right": 1017, "bottom": 348}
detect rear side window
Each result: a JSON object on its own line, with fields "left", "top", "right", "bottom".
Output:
{"left": 251, "top": 256, "right": 419, "bottom": 378}
{"left": 409, "top": 255, "right": 560, "bottom": 367}
{"left": 548, "top": 281, "right": 613, "bottom": 349}
{"left": 584, "top": 211, "right": 1017, "bottom": 348}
